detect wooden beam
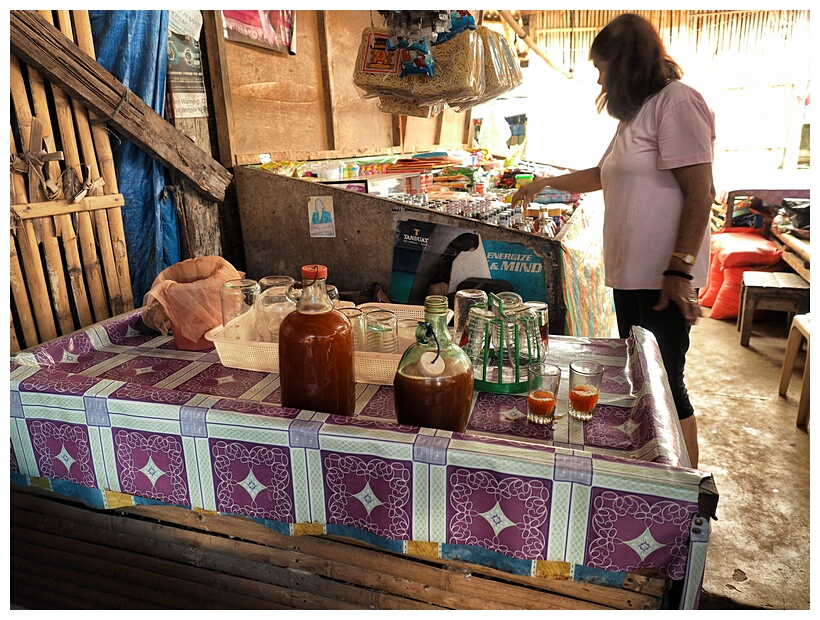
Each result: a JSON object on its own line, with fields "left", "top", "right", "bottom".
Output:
{"left": 9, "top": 10, "right": 232, "bottom": 203}
{"left": 10, "top": 194, "right": 125, "bottom": 220}
{"left": 201, "top": 10, "right": 237, "bottom": 169}
{"left": 317, "top": 11, "right": 338, "bottom": 151}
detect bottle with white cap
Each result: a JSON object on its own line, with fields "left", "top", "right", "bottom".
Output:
{"left": 393, "top": 295, "right": 474, "bottom": 432}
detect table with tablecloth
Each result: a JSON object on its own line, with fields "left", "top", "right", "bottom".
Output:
{"left": 9, "top": 309, "right": 716, "bottom": 609}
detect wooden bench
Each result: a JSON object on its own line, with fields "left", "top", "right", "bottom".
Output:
{"left": 737, "top": 271, "right": 810, "bottom": 346}
{"left": 770, "top": 228, "right": 810, "bottom": 283}
{"left": 779, "top": 313, "right": 810, "bottom": 431}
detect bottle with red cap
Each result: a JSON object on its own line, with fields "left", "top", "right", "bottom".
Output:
{"left": 278, "top": 264, "right": 356, "bottom": 416}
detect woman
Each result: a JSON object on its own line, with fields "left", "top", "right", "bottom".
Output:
{"left": 513, "top": 13, "right": 715, "bottom": 468}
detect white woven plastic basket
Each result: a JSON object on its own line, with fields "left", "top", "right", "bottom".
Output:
{"left": 204, "top": 303, "right": 452, "bottom": 386}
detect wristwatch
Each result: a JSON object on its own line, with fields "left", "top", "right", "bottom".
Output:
{"left": 671, "top": 252, "right": 696, "bottom": 265}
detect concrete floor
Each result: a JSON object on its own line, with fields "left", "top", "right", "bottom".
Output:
{"left": 688, "top": 312, "right": 811, "bottom": 610}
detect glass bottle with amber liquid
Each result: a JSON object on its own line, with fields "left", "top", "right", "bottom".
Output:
{"left": 393, "top": 295, "right": 474, "bottom": 432}
{"left": 279, "top": 264, "right": 356, "bottom": 416}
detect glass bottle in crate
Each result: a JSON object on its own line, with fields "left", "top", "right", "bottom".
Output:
{"left": 279, "top": 264, "right": 356, "bottom": 416}
{"left": 393, "top": 295, "right": 474, "bottom": 433}
{"left": 536, "top": 205, "right": 557, "bottom": 237}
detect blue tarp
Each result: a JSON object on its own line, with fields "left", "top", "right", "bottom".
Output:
{"left": 89, "top": 10, "right": 181, "bottom": 305}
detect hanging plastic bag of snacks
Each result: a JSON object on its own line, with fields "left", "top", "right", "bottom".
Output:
{"left": 410, "top": 28, "right": 484, "bottom": 107}
{"left": 453, "top": 26, "right": 512, "bottom": 112}
{"left": 395, "top": 38, "right": 435, "bottom": 79}
{"left": 377, "top": 95, "right": 447, "bottom": 118}
{"left": 352, "top": 27, "right": 413, "bottom": 101}
{"left": 432, "top": 10, "right": 476, "bottom": 45}
{"left": 498, "top": 34, "right": 524, "bottom": 89}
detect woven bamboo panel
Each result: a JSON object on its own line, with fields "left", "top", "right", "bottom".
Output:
{"left": 10, "top": 9, "right": 133, "bottom": 354}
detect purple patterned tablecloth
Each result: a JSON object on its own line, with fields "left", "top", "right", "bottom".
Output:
{"left": 10, "top": 310, "right": 714, "bottom": 608}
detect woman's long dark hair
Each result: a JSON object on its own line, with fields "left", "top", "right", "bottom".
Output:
{"left": 590, "top": 13, "right": 683, "bottom": 122}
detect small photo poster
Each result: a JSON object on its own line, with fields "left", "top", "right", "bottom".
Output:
{"left": 308, "top": 196, "right": 336, "bottom": 238}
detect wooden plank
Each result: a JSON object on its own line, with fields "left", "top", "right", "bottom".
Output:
{"left": 10, "top": 9, "right": 232, "bottom": 203}
{"left": 201, "top": 10, "right": 236, "bottom": 168}
{"left": 121, "top": 502, "right": 652, "bottom": 610}
{"left": 11, "top": 194, "right": 125, "bottom": 220}
{"left": 9, "top": 570, "right": 104, "bottom": 609}
{"left": 9, "top": 488, "right": 654, "bottom": 610}
{"left": 169, "top": 92, "right": 223, "bottom": 256}
{"left": 11, "top": 496, "right": 430, "bottom": 610}
{"left": 317, "top": 11, "right": 339, "bottom": 151}
{"left": 11, "top": 497, "right": 457, "bottom": 610}
{"left": 12, "top": 535, "right": 289, "bottom": 610}
{"left": 235, "top": 146, "right": 407, "bottom": 166}
{"left": 13, "top": 545, "right": 190, "bottom": 609}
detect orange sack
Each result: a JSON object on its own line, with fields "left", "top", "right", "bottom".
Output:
{"left": 141, "top": 256, "right": 244, "bottom": 346}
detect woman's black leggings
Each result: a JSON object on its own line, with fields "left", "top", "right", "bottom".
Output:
{"left": 612, "top": 289, "right": 695, "bottom": 420}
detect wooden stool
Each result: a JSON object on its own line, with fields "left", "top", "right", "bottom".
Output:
{"left": 737, "top": 271, "right": 810, "bottom": 346}
{"left": 779, "top": 314, "right": 810, "bottom": 431}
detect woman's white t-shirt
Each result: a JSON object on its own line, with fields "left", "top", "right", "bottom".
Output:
{"left": 598, "top": 80, "right": 715, "bottom": 290}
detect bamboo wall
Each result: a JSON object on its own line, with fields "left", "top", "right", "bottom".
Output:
{"left": 523, "top": 10, "right": 811, "bottom": 171}
{"left": 10, "top": 10, "right": 133, "bottom": 354}
{"left": 528, "top": 10, "right": 810, "bottom": 77}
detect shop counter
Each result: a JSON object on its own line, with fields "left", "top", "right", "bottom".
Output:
{"left": 10, "top": 310, "right": 717, "bottom": 609}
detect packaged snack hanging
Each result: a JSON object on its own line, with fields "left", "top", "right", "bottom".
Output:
{"left": 278, "top": 264, "right": 356, "bottom": 416}
{"left": 393, "top": 295, "right": 474, "bottom": 432}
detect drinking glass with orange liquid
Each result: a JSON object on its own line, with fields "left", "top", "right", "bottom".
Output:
{"left": 568, "top": 361, "right": 604, "bottom": 421}
{"left": 527, "top": 362, "right": 562, "bottom": 425}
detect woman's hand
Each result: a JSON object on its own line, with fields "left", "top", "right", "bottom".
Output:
{"left": 511, "top": 181, "right": 541, "bottom": 206}
{"left": 654, "top": 275, "right": 701, "bottom": 326}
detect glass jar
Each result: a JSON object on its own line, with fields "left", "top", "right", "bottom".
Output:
{"left": 393, "top": 295, "right": 474, "bottom": 432}
{"left": 255, "top": 275, "right": 296, "bottom": 342}
{"left": 278, "top": 264, "right": 356, "bottom": 416}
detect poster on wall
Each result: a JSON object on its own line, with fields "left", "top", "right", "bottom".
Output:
{"left": 308, "top": 196, "right": 336, "bottom": 238}
{"left": 166, "top": 11, "right": 208, "bottom": 119}
{"left": 222, "top": 10, "right": 296, "bottom": 55}
{"left": 481, "top": 240, "right": 547, "bottom": 303}
{"left": 391, "top": 219, "right": 492, "bottom": 305}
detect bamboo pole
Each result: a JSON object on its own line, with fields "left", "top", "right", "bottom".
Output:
{"left": 16, "top": 219, "right": 57, "bottom": 343}
{"left": 10, "top": 58, "right": 58, "bottom": 343}
{"left": 10, "top": 313, "right": 20, "bottom": 355}
{"left": 9, "top": 232, "right": 37, "bottom": 350}
{"left": 15, "top": 25, "right": 75, "bottom": 337}
{"left": 72, "top": 10, "right": 133, "bottom": 314}
{"left": 10, "top": 126, "right": 28, "bottom": 203}
{"left": 500, "top": 10, "right": 573, "bottom": 79}
{"left": 52, "top": 11, "right": 111, "bottom": 321}
{"left": 9, "top": 127, "right": 37, "bottom": 351}
{"left": 36, "top": 9, "right": 94, "bottom": 330}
